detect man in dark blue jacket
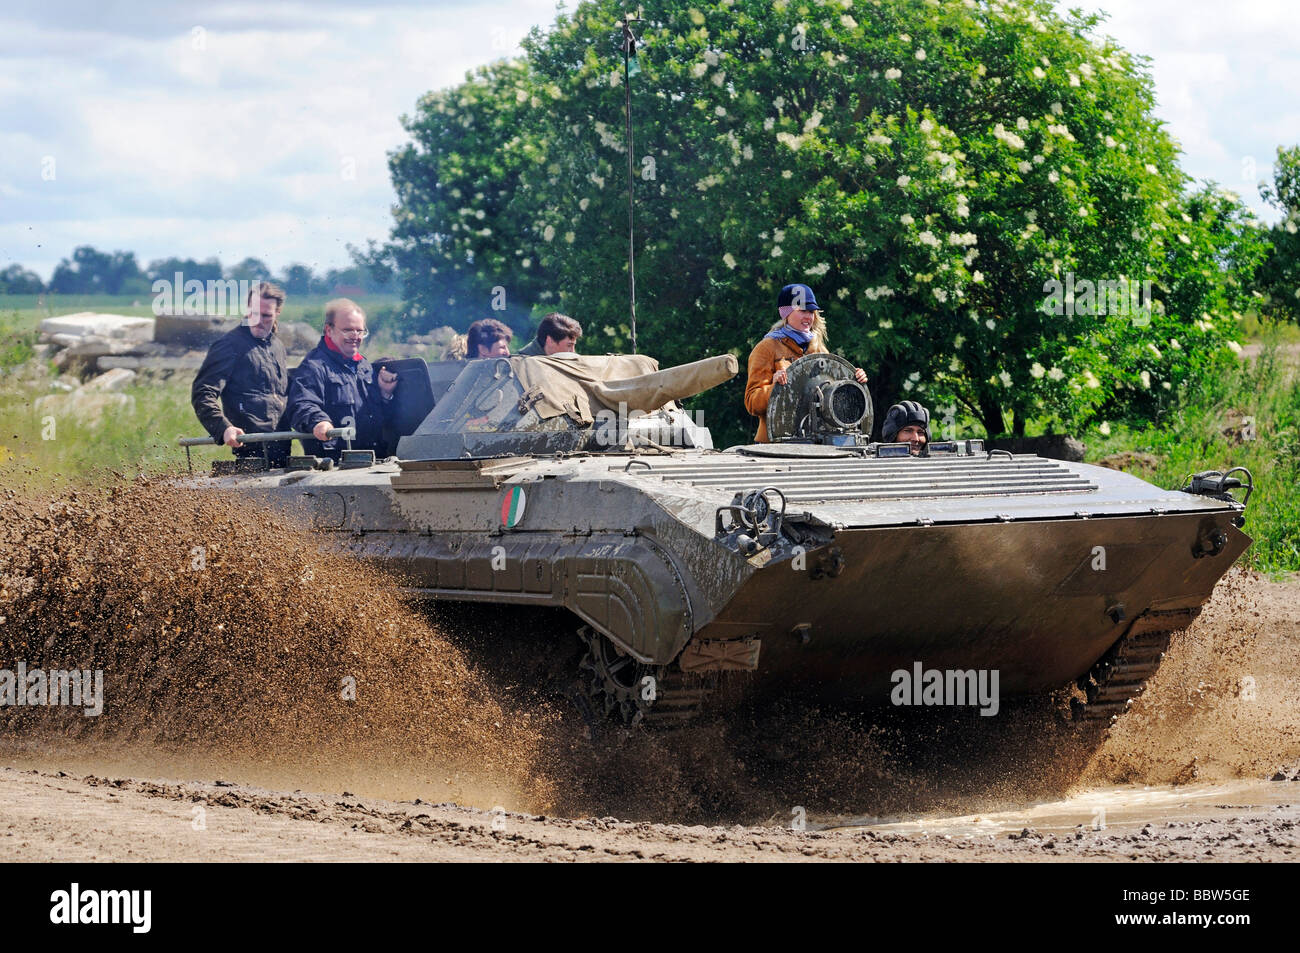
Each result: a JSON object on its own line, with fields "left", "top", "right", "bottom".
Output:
{"left": 191, "top": 281, "right": 290, "bottom": 462}
{"left": 287, "top": 298, "right": 398, "bottom": 460}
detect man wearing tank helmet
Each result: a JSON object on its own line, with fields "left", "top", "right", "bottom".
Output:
{"left": 881, "top": 401, "right": 931, "bottom": 455}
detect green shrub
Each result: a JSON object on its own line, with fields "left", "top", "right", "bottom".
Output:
{"left": 1085, "top": 338, "right": 1300, "bottom": 572}
{"left": 0, "top": 313, "right": 37, "bottom": 371}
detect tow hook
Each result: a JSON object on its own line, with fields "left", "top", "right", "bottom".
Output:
{"left": 715, "top": 486, "right": 787, "bottom": 555}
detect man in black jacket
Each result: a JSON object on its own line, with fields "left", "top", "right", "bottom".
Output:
{"left": 287, "top": 298, "right": 398, "bottom": 460}
{"left": 190, "top": 281, "right": 290, "bottom": 461}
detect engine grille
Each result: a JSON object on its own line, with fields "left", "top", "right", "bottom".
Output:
{"left": 627, "top": 454, "right": 1098, "bottom": 503}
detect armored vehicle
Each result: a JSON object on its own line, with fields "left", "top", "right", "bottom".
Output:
{"left": 185, "top": 351, "right": 1253, "bottom": 726}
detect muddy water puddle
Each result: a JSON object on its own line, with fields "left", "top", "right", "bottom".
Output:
{"left": 816, "top": 779, "right": 1297, "bottom": 836}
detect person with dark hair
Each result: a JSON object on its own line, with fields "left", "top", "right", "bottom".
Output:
{"left": 518, "top": 312, "right": 582, "bottom": 356}
{"left": 466, "top": 318, "right": 513, "bottom": 358}
{"left": 880, "top": 401, "right": 931, "bottom": 454}
{"left": 190, "top": 281, "right": 290, "bottom": 462}
{"left": 287, "top": 298, "right": 397, "bottom": 460}
{"left": 744, "top": 283, "right": 867, "bottom": 443}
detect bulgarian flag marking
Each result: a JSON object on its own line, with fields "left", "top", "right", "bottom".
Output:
{"left": 501, "top": 486, "right": 527, "bottom": 528}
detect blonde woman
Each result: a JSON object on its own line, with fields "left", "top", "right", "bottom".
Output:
{"left": 744, "top": 283, "right": 867, "bottom": 442}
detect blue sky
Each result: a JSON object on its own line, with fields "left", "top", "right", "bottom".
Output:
{"left": 2, "top": 0, "right": 1295, "bottom": 281}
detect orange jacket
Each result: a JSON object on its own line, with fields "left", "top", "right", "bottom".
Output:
{"left": 744, "top": 335, "right": 827, "bottom": 442}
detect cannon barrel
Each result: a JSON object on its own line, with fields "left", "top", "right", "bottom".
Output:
{"left": 398, "top": 353, "right": 736, "bottom": 459}
{"left": 590, "top": 354, "right": 739, "bottom": 413}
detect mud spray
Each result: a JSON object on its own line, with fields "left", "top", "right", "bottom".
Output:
{"left": 1, "top": 481, "right": 1297, "bottom": 826}
{"left": 0, "top": 481, "right": 556, "bottom": 812}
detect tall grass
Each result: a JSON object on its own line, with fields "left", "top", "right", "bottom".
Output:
{"left": 0, "top": 313, "right": 38, "bottom": 370}
{"left": 0, "top": 374, "right": 223, "bottom": 492}
{"left": 1085, "top": 337, "right": 1300, "bottom": 572}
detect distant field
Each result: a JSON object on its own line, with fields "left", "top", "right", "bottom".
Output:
{"left": 0, "top": 293, "right": 405, "bottom": 334}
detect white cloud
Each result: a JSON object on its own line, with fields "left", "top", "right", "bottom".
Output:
{"left": 1, "top": 0, "right": 1294, "bottom": 280}
{"left": 0, "top": 0, "right": 557, "bottom": 278}
{"left": 1060, "top": 0, "right": 1297, "bottom": 223}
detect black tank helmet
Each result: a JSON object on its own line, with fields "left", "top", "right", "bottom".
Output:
{"left": 881, "top": 400, "right": 931, "bottom": 442}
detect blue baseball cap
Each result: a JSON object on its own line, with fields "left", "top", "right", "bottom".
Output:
{"left": 778, "top": 283, "right": 821, "bottom": 311}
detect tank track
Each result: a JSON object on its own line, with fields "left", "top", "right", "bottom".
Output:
{"left": 576, "top": 626, "right": 714, "bottom": 727}
{"left": 1071, "top": 608, "right": 1199, "bottom": 724}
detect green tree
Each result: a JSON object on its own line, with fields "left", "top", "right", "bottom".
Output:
{"left": 348, "top": 241, "right": 402, "bottom": 297}
{"left": 378, "top": 0, "right": 1262, "bottom": 442}
{"left": 279, "top": 263, "right": 317, "bottom": 296}
{"left": 50, "top": 246, "right": 146, "bottom": 296}
{"left": 1091, "top": 183, "right": 1269, "bottom": 425}
{"left": 225, "top": 257, "right": 273, "bottom": 282}
{"left": 0, "top": 264, "right": 44, "bottom": 294}
{"left": 319, "top": 265, "right": 394, "bottom": 295}
{"left": 1254, "top": 145, "right": 1300, "bottom": 322}
{"left": 146, "top": 256, "right": 224, "bottom": 285}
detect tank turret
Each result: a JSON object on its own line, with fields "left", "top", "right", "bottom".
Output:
{"left": 397, "top": 353, "right": 738, "bottom": 460}
{"left": 766, "top": 352, "right": 873, "bottom": 445}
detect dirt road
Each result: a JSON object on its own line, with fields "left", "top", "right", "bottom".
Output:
{"left": 2, "top": 766, "right": 1296, "bottom": 862}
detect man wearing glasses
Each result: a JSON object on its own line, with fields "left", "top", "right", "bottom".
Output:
{"left": 287, "top": 298, "right": 398, "bottom": 460}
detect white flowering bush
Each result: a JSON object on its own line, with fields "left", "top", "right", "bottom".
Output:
{"left": 366, "top": 0, "right": 1267, "bottom": 441}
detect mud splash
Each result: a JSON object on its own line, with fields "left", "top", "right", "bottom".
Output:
{"left": 535, "top": 692, "right": 1102, "bottom": 824}
{"left": 0, "top": 482, "right": 556, "bottom": 812}
{"left": 1084, "top": 568, "right": 1300, "bottom": 786}
{"left": 532, "top": 567, "right": 1300, "bottom": 824}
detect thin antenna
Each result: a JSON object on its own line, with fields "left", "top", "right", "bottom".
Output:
{"left": 620, "top": 13, "right": 642, "bottom": 354}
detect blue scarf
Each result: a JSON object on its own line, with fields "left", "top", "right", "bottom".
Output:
{"left": 765, "top": 325, "right": 813, "bottom": 351}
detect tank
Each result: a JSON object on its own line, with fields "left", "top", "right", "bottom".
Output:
{"left": 185, "top": 350, "right": 1254, "bottom": 727}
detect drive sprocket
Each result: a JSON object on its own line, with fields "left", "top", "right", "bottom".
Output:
{"left": 576, "top": 626, "right": 714, "bottom": 727}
